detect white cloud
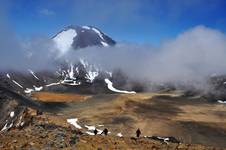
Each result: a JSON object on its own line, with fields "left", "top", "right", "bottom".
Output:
{"left": 1, "top": 23, "right": 226, "bottom": 92}
{"left": 61, "top": 25, "right": 226, "bottom": 90}
{"left": 39, "top": 8, "right": 55, "bottom": 16}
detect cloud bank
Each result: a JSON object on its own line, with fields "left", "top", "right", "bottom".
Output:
{"left": 0, "top": 26, "right": 57, "bottom": 71}
{"left": 1, "top": 25, "right": 226, "bottom": 91}
{"left": 61, "top": 25, "right": 226, "bottom": 89}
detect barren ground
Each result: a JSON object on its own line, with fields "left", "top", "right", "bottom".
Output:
{"left": 31, "top": 91, "right": 226, "bottom": 148}
{"left": 32, "top": 92, "right": 90, "bottom": 102}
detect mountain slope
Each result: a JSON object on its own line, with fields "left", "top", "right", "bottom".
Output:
{"left": 53, "top": 25, "right": 116, "bottom": 55}
{"left": 0, "top": 25, "right": 137, "bottom": 95}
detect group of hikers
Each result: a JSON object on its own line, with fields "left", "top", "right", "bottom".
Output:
{"left": 35, "top": 110, "right": 142, "bottom": 138}
{"left": 94, "top": 128, "right": 141, "bottom": 138}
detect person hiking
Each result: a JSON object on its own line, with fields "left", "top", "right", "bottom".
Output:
{"left": 94, "top": 129, "right": 98, "bottom": 135}
{"left": 136, "top": 128, "right": 141, "bottom": 138}
{"left": 102, "top": 128, "right": 108, "bottom": 136}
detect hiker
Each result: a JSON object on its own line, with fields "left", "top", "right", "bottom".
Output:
{"left": 94, "top": 129, "right": 98, "bottom": 135}
{"left": 102, "top": 128, "right": 108, "bottom": 136}
{"left": 136, "top": 128, "right": 141, "bottom": 138}
{"left": 36, "top": 110, "right": 43, "bottom": 116}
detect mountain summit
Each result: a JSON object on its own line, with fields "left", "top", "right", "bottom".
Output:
{"left": 52, "top": 25, "right": 116, "bottom": 55}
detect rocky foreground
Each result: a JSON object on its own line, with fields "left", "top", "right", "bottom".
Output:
{"left": 0, "top": 125, "right": 222, "bottom": 150}
{"left": 1, "top": 86, "right": 226, "bottom": 149}
{"left": 0, "top": 109, "right": 225, "bottom": 150}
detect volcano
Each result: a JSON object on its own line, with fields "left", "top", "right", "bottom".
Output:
{"left": 53, "top": 25, "right": 116, "bottom": 55}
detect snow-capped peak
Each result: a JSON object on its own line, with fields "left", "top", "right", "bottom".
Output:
{"left": 52, "top": 25, "right": 116, "bottom": 54}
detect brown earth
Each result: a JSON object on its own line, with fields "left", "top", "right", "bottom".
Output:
{"left": 76, "top": 135, "right": 220, "bottom": 150}
{"left": 1, "top": 91, "right": 226, "bottom": 149}
{"left": 32, "top": 92, "right": 90, "bottom": 102}
{"left": 0, "top": 110, "right": 219, "bottom": 150}
{"left": 38, "top": 91, "right": 226, "bottom": 148}
{"left": 0, "top": 121, "right": 221, "bottom": 150}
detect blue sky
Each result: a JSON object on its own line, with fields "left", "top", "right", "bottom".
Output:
{"left": 3, "top": 0, "right": 226, "bottom": 45}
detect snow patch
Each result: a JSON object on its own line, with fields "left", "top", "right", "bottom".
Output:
{"left": 1, "top": 123, "right": 13, "bottom": 132}
{"left": 53, "top": 29, "right": 77, "bottom": 55}
{"left": 33, "top": 86, "right": 43, "bottom": 92}
{"left": 85, "top": 125, "right": 96, "bottom": 131}
{"left": 104, "top": 79, "right": 136, "bottom": 94}
{"left": 24, "top": 88, "right": 34, "bottom": 94}
{"left": 20, "top": 121, "right": 25, "bottom": 126}
{"left": 84, "top": 125, "right": 103, "bottom": 135}
{"left": 106, "top": 71, "right": 112, "bottom": 77}
{"left": 45, "top": 82, "right": 61, "bottom": 87}
{"left": 80, "top": 59, "right": 89, "bottom": 69}
{"left": 28, "top": 69, "right": 39, "bottom": 80}
{"left": 85, "top": 71, "right": 99, "bottom": 83}
{"left": 157, "top": 137, "right": 170, "bottom": 143}
{"left": 97, "top": 129, "right": 103, "bottom": 134}
{"left": 67, "top": 118, "right": 82, "bottom": 129}
{"left": 97, "top": 124, "right": 104, "bottom": 127}
{"left": 68, "top": 63, "right": 76, "bottom": 80}
{"left": 218, "top": 100, "right": 226, "bottom": 104}
{"left": 92, "top": 28, "right": 105, "bottom": 41}
{"left": 12, "top": 80, "right": 23, "bottom": 89}
{"left": 10, "top": 111, "right": 14, "bottom": 118}
{"left": 6, "top": 73, "right": 10, "bottom": 79}
{"left": 1, "top": 123, "right": 8, "bottom": 131}
{"left": 117, "top": 133, "right": 123, "bottom": 137}
{"left": 62, "top": 79, "right": 81, "bottom": 86}
{"left": 16, "top": 116, "right": 23, "bottom": 127}
{"left": 76, "top": 67, "right": 79, "bottom": 74}
{"left": 86, "top": 131, "right": 95, "bottom": 135}
{"left": 24, "top": 86, "right": 43, "bottom": 94}
{"left": 82, "top": 26, "right": 91, "bottom": 30}
{"left": 80, "top": 59, "right": 100, "bottom": 83}
{"left": 101, "top": 41, "right": 109, "bottom": 47}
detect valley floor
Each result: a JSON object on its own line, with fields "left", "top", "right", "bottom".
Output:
{"left": 31, "top": 91, "right": 226, "bottom": 148}
{"left": 1, "top": 91, "right": 226, "bottom": 149}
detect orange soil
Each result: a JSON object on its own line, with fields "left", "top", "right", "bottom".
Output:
{"left": 32, "top": 92, "right": 89, "bottom": 102}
